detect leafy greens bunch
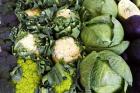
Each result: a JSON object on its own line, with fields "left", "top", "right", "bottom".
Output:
{"left": 14, "top": 0, "right": 82, "bottom": 38}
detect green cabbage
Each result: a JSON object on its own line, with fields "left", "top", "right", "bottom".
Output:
{"left": 80, "top": 50, "right": 133, "bottom": 93}
{"left": 83, "top": 0, "right": 117, "bottom": 18}
{"left": 81, "top": 15, "right": 129, "bottom": 54}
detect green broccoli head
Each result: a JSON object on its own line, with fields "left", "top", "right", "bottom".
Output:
{"left": 11, "top": 58, "right": 40, "bottom": 93}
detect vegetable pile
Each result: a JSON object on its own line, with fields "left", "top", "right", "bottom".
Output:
{"left": 5, "top": 0, "right": 140, "bottom": 92}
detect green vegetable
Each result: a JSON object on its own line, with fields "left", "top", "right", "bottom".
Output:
{"left": 15, "top": 7, "right": 57, "bottom": 32}
{"left": 83, "top": 0, "right": 118, "bottom": 18}
{"left": 40, "top": 63, "right": 75, "bottom": 93}
{"left": 80, "top": 50, "right": 133, "bottom": 93}
{"left": 11, "top": 58, "right": 40, "bottom": 93}
{"left": 10, "top": 27, "right": 50, "bottom": 58}
{"left": 81, "top": 15, "right": 129, "bottom": 54}
{"left": 53, "top": 8, "right": 81, "bottom": 38}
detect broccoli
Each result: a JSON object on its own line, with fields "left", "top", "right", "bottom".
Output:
{"left": 11, "top": 58, "right": 40, "bottom": 93}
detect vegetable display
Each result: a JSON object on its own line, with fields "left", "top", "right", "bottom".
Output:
{"left": 4, "top": 0, "right": 140, "bottom": 92}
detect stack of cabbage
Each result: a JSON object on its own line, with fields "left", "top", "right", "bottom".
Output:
{"left": 10, "top": 0, "right": 133, "bottom": 93}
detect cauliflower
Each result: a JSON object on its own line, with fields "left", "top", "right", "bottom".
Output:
{"left": 52, "top": 37, "right": 81, "bottom": 63}
{"left": 16, "top": 34, "right": 38, "bottom": 52}
{"left": 53, "top": 9, "right": 81, "bottom": 38}
{"left": 56, "top": 9, "right": 74, "bottom": 18}
{"left": 12, "top": 58, "right": 40, "bottom": 93}
{"left": 25, "top": 8, "right": 41, "bottom": 17}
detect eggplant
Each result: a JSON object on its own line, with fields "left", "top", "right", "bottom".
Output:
{"left": 124, "top": 15, "right": 140, "bottom": 40}
{"left": 127, "top": 39, "right": 140, "bottom": 63}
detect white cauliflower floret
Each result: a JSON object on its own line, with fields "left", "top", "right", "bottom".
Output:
{"left": 15, "top": 34, "right": 37, "bottom": 52}
{"left": 52, "top": 37, "right": 81, "bottom": 63}
{"left": 56, "top": 9, "right": 75, "bottom": 18}
{"left": 25, "top": 8, "right": 41, "bottom": 17}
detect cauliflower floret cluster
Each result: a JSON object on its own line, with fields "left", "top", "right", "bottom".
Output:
{"left": 52, "top": 37, "right": 81, "bottom": 63}
{"left": 14, "top": 58, "right": 40, "bottom": 93}
{"left": 25, "top": 8, "right": 41, "bottom": 17}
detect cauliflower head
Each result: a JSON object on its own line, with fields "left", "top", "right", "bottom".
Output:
{"left": 52, "top": 37, "right": 81, "bottom": 63}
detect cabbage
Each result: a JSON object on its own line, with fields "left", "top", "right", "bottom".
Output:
{"left": 81, "top": 15, "right": 129, "bottom": 55}
{"left": 83, "top": 0, "right": 117, "bottom": 18}
{"left": 80, "top": 50, "right": 133, "bottom": 93}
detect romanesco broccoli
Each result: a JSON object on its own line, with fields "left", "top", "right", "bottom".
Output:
{"left": 14, "top": 58, "right": 40, "bottom": 93}
{"left": 54, "top": 72, "right": 72, "bottom": 93}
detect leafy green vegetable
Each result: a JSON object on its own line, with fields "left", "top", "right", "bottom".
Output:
{"left": 81, "top": 15, "right": 129, "bottom": 54}
{"left": 53, "top": 8, "right": 81, "bottom": 38}
{"left": 10, "top": 27, "right": 51, "bottom": 59}
{"left": 83, "top": 0, "right": 117, "bottom": 18}
{"left": 11, "top": 58, "right": 41, "bottom": 93}
{"left": 80, "top": 50, "right": 133, "bottom": 93}
{"left": 40, "top": 63, "right": 76, "bottom": 93}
